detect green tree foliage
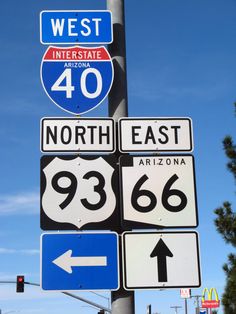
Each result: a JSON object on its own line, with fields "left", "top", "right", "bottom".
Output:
{"left": 214, "top": 103, "right": 236, "bottom": 314}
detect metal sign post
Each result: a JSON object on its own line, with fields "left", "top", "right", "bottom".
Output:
{"left": 107, "top": 0, "right": 128, "bottom": 120}
{"left": 107, "top": 0, "right": 135, "bottom": 314}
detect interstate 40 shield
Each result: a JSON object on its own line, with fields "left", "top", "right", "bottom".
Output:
{"left": 40, "top": 46, "right": 114, "bottom": 115}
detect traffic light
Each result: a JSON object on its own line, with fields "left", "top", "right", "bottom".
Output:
{"left": 16, "top": 275, "right": 24, "bottom": 293}
{"left": 97, "top": 310, "right": 105, "bottom": 314}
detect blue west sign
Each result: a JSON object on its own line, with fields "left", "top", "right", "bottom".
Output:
{"left": 41, "top": 232, "right": 119, "bottom": 291}
{"left": 40, "top": 46, "right": 114, "bottom": 115}
{"left": 40, "top": 10, "right": 113, "bottom": 44}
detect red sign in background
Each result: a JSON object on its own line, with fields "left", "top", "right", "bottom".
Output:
{"left": 202, "top": 300, "right": 220, "bottom": 308}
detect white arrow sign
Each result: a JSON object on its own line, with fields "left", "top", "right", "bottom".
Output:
{"left": 40, "top": 232, "right": 119, "bottom": 291}
{"left": 53, "top": 249, "right": 107, "bottom": 274}
{"left": 122, "top": 231, "right": 201, "bottom": 289}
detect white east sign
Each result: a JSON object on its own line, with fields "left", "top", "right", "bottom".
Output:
{"left": 119, "top": 155, "right": 198, "bottom": 229}
{"left": 119, "top": 117, "right": 193, "bottom": 152}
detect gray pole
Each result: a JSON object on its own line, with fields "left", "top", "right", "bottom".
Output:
{"left": 191, "top": 295, "right": 201, "bottom": 314}
{"left": 184, "top": 298, "right": 188, "bottom": 314}
{"left": 106, "top": 0, "right": 134, "bottom": 314}
{"left": 107, "top": 0, "right": 128, "bottom": 120}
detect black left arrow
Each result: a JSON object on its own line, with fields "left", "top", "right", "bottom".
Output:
{"left": 150, "top": 238, "right": 173, "bottom": 282}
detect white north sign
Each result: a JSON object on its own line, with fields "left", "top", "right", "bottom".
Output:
{"left": 122, "top": 231, "right": 201, "bottom": 290}
{"left": 119, "top": 118, "right": 193, "bottom": 152}
{"left": 40, "top": 118, "right": 115, "bottom": 153}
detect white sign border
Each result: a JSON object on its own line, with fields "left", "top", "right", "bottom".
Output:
{"left": 119, "top": 154, "right": 199, "bottom": 229}
{"left": 118, "top": 117, "right": 194, "bottom": 153}
{"left": 40, "top": 231, "right": 120, "bottom": 292}
{"left": 40, "top": 10, "right": 113, "bottom": 45}
{"left": 40, "top": 45, "right": 114, "bottom": 116}
{"left": 40, "top": 117, "right": 116, "bottom": 153}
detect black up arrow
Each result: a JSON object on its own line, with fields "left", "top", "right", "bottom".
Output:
{"left": 150, "top": 238, "right": 173, "bottom": 282}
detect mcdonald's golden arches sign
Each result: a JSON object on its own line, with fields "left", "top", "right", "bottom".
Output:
{"left": 201, "top": 287, "right": 220, "bottom": 308}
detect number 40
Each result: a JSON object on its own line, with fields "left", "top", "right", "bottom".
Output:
{"left": 51, "top": 68, "right": 103, "bottom": 99}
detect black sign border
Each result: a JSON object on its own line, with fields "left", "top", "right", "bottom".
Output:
{"left": 40, "top": 154, "right": 120, "bottom": 231}
{"left": 122, "top": 230, "right": 201, "bottom": 290}
{"left": 40, "top": 117, "right": 115, "bottom": 154}
{"left": 118, "top": 117, "right": 193, "bottom": 153}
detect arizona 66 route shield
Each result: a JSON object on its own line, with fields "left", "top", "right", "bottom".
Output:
{"left": 120, "top": 155, "right": 198, "bottom": 229}
{"left": 40, "top": 46, "right": 114, "bottom": 115}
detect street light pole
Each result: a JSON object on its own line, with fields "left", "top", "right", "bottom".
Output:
{"left": 191, "top": 295, "right": 202, "bottom": 314}
{"left": 184, "top": 298, "right": 188, "bottom": 314}
{"left": 170, "top": 306, "right": 182, "bottom": 314}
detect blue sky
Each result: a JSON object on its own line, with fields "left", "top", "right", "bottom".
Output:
{"left": 0, "top": 0, "right": 236, "bottom": 313}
